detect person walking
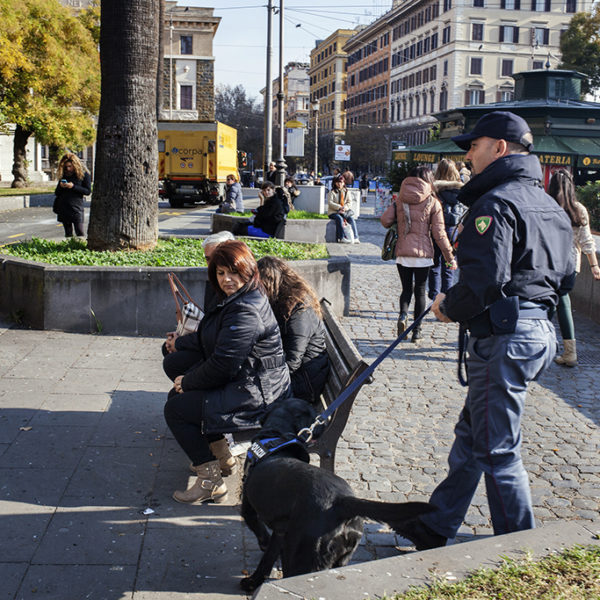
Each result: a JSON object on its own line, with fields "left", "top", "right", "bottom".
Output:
{"left": 428, "top": 159, "right": 466, "bottom": 299}
{"left": 342, "top": 168, "right": 354, "bottom": 188}
{"left": 359, "top": 173, "right": 369, "bottom": 203}
{"left": 380, "top": 166, "right": 456, "bottom": 342}
{"left": 548, "top": 169, "right": 600, "bottom": 367}
{"left": 164, "top": 241, "right": 290, "bottom": 504}
{"left": 53, "top": 153, "right": 92, "bottom": 239}
{"left": 328, "top": 174, "right": 359, "bottom": 244}
{"left": 399, "top": 112, "right": 574, "bottom": 550}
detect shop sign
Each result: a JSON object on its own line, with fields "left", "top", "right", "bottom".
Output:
{"left": 413, "top": 152, "right": 436, "bottom": 163}
{"left": 392, "top": 150, "right": 409, "bottom": 162}
{"left": 537, "top": 154, "right": 572, "bottom": 166}
{"left": 579, "top": 155, "right": 600, "bottom": 167}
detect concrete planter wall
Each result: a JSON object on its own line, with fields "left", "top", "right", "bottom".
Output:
{"left": 0, "top": 252, "right": 350, "bottom": 335}
{"left": 570, "top": 249, "right": 600, "bottom": 325}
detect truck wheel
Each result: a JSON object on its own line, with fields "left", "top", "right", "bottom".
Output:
{"left": 169, "top": 198, "right": 184, "bottom": 208}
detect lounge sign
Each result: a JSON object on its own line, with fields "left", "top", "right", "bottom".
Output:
{"left": 413, "top": 152, "right": 437, "bottom": 163}
{"left": 392, "top": 150, "right": 410, "bottom": 162}
{"left": 536, "top": 154, "right": 573, "bottom": 166}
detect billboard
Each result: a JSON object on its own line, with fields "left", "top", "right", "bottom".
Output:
{"left": 334, "top": 144, "right": 351, "bottom": 161}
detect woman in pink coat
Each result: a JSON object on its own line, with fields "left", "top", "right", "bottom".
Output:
{"left": 381, "top": 166, "right": 456, "bottom": 342}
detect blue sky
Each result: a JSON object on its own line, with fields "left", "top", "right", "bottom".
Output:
{"left": 184, "top": 1, "right": 391, "bottom": 100}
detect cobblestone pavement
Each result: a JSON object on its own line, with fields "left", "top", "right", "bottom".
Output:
{"left": 338, "top": 212, "right": 600, "bottom": 561}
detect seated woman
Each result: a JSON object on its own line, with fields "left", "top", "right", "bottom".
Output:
{"left": 164, "top": 240, "right": 290, "bottom": 504}
{"left": 257, "top": 256, "right": 330, "bottom": 404}
{"left": 328, "top": 174, "right": 359, "bottom": 244}
{"left": 240, "top": 182, "right": 286, "bottom": 239}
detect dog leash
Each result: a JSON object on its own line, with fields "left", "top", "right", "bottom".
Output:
{"left": 297, "top": 304, "right": 432, "bottom": 443}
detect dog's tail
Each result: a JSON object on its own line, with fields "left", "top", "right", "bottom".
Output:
{"left": 337, "top": 497, "right": 434, "bottom": 530}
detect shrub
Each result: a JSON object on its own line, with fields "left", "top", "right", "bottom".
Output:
{"left": 576, "top": 181, "right": 600, "bottom": 232}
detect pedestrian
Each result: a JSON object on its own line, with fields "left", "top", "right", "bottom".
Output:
{"left": 456, "top": 160, "right": 471, "bottom": 183}
{"left": 284, "top": 176, "right": 300, "bottom": 209}
{"left": 164, "top": 240, "right": 290, "bottom": 504}
{"left": 359, "top": 173, "right": 369, "bottom": 203}
{"left": 547, "top": 169, "right": 600, "bottom": 367}
{"left": 428, "top": 159, "right": 466, "bottom": 299}
{"left": 266, "top": 161, "right": 278, "bottom": 183}
{"left": 380, "top": 166, "right": 456, "bottom": 342}
{"left": 216, "top": 174, "right": 244, "bottom": 213}
{"left": 257, "top": 256, "right": 330, "bottom": 404}
{"left": 328, "top": 174, "right": 359, "bottom": 244}
{"left": 342, "top": 168, "right": 354, "bottom": 187}
{"left": 398, "top": 111, "right": 574, "bottom": 550}
{"left": 53, "top": 153, "right": 92, "bottom": 239}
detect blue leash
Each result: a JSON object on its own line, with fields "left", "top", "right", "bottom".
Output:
{"left": 297, "top": 304, "right": 432, "bottom": 443}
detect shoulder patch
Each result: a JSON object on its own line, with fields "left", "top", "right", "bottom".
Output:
{"left": 474, "top": 215, "right": 493, "bottom": 235}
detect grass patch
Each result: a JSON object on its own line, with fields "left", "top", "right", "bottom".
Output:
{"left": 0, "top": 185, "right": 55, "bottom": 196}
{"left": 0, "top": 237, "right": 329, "bottom": 266}
{"left": 382, "top": 545, "right": 600, "bottom": 600}
{"left": 226, "top": 210, "right": 328, "bottom": 220}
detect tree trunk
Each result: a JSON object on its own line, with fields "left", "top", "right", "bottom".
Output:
{"left": 156, "top": 0, "right": 165, "bottom": 119}
{"left": 11, "top": 124, "right": 31, "bottom": 188}
{"left": 87, "top": 0, "right": 160, "bottom": 251}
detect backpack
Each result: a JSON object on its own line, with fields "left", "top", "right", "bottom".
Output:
{"left": 439, "top": 189, "right": 466, "bottom": 228}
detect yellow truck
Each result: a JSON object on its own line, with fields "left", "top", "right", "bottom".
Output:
{"left": 158, "top": 121, "right": 238, "bottom": 208}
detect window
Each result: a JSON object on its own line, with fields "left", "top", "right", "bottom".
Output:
{"left": 471, "top": 57, "right": 483, "bottom": 74}
{"left": 500, "top": 25, "right": 519, "bottom": 43}
{"left": 472, "top": 23, "right": 484, "bottom": 41}
{"left": 443, "top": 60, "right": 448, "bottom": 76}
{"left": 474, "top": 0, "right": 484, "bottom": 5}
{"left": 443, "top": 0, "right": 452, "bottom": 11}
{"left": 442, "top": 26, "right": 451, "bottom": 44}
{"left": 499, "top": 90, "right": 514, "bottom": 101}
{"left": 439, "top": 89, "right": 448, "bottom": 110}
{"left": 431, "top": 32, "right": 439, "bottom": 49}
{"left": 501, "top": 59, "right": 513, "bottom": 76}
{"left": 180, "top": 85, "right": 193, "bottom": 109}
{"left": 566, "top": 0, "right": 576, "bottom": 11}
{"left": 533, "top": 27, "right": 550, "bottom": 46}
{"left": 531, "top": 0, "right": 551, "bottom": 9}
{"left": 180, "top": 35, "right": 193, "bottom": 55}
{"left": 467, "top": 89, "right": 485, "bottom": 105}
{"left": 532, "top": 60, "right": 544, "bottom": 69}
{"left": 501, "top": 0, "right": 520, "bottom": 8}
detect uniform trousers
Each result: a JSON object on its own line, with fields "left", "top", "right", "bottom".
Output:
{"left": 422, "top": 318, "right": 556, "bottom": 538}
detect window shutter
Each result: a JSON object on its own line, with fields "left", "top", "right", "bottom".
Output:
{"left": 513, "top": 27, "right": 519, "bottom": 43}
{"left": 499, "top": 26, "right": 505, "bottom": 42}
{"left": 545, "top": 0, "right": 551, "bottom": 9}
{"left": 496, "top": 91, "right": 502, "bottom": 102}
{"left": 515, "top": 0, "right": 520, "bottom": 8}
{"left": 544, "top": 28, "right": 549, "bottom": 44}
{"left": 465, "top": 90, "right": 470, "bottom": 105}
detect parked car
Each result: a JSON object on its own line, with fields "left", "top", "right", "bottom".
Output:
{"left": 294, "top": 172, "right": 311, "bottom": 185}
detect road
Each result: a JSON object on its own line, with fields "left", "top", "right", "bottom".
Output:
{"left": 0, "top": 190, "right": 260, "bottom": 246}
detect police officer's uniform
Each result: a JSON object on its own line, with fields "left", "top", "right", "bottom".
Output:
{"left": 421, "top": 114, "right": 574, "bottom": 540}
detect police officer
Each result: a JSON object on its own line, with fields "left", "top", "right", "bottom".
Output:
{"left": 398, "top": 111, "right": 575, "bottom": 550}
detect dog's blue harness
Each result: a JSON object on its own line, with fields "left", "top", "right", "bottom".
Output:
{"left": 244, "top": 436, "right": 309, "bottom": 476}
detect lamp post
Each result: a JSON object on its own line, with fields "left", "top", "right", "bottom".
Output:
{"left": 312, "top": 100, "right": 319, "bottom": 176}
{"left": 169, "top": 14, "right": 174, "bottom": 119}
{"left": 275, "top": 0, "right": 287, "bottom": 187}
{"left": 263, "top": 0, "right": 274, "bottom": 174}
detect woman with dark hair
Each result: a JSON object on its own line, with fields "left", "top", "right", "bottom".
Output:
{"left": 53, "top": 153, "right": 92, "bottom": 238}
{"left": 243, "top": 181, "right": 286, "bottom": 238}
{"left": 328, "top": 174, "right": 359, "bottom": 243}
{"left": 548, "top": 169, "right": 599, "bottom": 366}
{"left": 164, "top": 240, "right": 290, "bottom": 504}
{"left": 257, "top": 256, "right": 329, "bottom": 403}
{"left": 380, "top": 166, "right": 456, "bottom": 342}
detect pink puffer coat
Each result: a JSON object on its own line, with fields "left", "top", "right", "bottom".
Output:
{"left": 380, "top": 177, "right": 454, "bottom": 262}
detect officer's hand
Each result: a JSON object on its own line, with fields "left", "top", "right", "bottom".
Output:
{"left": 432, "top": 293, "right": 453, "bottom": 323}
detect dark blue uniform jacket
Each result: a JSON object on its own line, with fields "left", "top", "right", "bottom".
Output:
{"left": 443, "top": 153, "right": 574, "bottom": 324}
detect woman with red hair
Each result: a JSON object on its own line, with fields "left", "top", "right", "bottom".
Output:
{"left": 164, "top": 240, "right": 290, "bottom": 504}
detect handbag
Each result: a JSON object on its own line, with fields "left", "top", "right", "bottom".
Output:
{"left": 167, "top": 272, "right": 204, "bottom": 336}
{"left": 381, "top": 201, "right": 398, "bottom": 261}
{"left": 342, "top": 219, "right": 354, "bottom": 243}
{"left": 344, "top": 208, "right": 355, "bottom": 218}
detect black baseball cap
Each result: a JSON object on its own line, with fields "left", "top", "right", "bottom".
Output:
{"left": 451, "top": 111, "right": 534, "bottom": 151}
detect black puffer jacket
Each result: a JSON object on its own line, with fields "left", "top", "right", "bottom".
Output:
{"left": 53, "top": 171, "right": 92, "bottom": 223}
{"left": 277, "top": 303, "right": 330, "bottom": 404}
{"left": 253, "top": 193, "right": 286, "bottom": 237}
{"left": 180, "top": 284, "right": 290, "bottom": 433}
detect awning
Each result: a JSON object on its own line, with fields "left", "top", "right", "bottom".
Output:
{"left": 560, "top": 137, "right": 600, "bottom": 168}
{"left": 532, "top": 135, "right": 575, "bottom": 167}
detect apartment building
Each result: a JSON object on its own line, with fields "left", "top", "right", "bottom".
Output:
{"left": 268, "top": 62, "right": 311, "bottom": 128}
{"left": 388, "top": 0, "right": 593, "bottom": 145}
{"left": 160, "top": 2, "right": 220, "bottom": 121}
{"left": 309, "top": 29, "right": 356, "bottom": 137}
{"left": 345, "top": 20, "right": 391, "bottom": 127}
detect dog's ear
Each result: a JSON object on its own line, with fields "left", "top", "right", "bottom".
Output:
{"left": 291, "top": 398, "right": 318, "bottom": 432}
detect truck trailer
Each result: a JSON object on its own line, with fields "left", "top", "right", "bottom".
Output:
{"left": 158, "top": 121, "right": 238, "bottom": 208}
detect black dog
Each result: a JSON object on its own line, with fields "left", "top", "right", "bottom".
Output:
{"left": 240, "top": 397, "right": 434, "bottom": 592}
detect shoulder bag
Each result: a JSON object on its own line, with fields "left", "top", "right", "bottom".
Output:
{"left": 381, "top": 202, "right": 398, "bottom": 261}
{"left": 167, "top": 272, "right": 204, "bottom": 336}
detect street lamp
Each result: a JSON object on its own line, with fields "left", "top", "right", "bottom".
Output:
{"left": 263, "top": 0, "right": 274, "bottom": 174}
{"left": 312, "top": 100, "right": 319, "bottom": 176}
{"left": 275, "top": 0, "right": 287, "bottom": 187}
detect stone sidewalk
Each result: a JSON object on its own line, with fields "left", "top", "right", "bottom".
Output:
{"left": 1, "top": 195, "right": 599, "bottom": 599}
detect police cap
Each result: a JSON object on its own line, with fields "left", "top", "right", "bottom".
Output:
{"left": 451, "top": 111, "right": 534, "bottom": 151}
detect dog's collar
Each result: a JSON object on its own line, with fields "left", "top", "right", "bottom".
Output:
{"left": 244, "top": 436, "right": 309, "bottom": 474}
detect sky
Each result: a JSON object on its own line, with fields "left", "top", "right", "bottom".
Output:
{"left": 183, "top": 1, "right": 392, "bottom": 101}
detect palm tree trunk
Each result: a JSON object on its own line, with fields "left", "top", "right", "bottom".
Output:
{"left": 87, "top": 0, "right": 160, "bottom": 250}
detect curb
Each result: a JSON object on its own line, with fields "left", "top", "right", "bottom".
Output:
{"left": 254, "top": 520, "right": 600, "bottom": 599}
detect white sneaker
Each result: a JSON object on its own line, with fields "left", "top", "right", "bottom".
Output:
{"left": 340, "top": 238, "right": 352, "bottom": 244}
{"left": 353, "top": 238, "right": 360, "bottom": 244}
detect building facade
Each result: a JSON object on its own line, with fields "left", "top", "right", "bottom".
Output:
{"left": 160, "top": 2, "right": 220, "bottom": 121}
{"left": 387, "top": 0, "right": 594, "bottom": 145}
{"left": 309, "top": 29, "right": 356, "bottom": 137}
{"left": 269, "top": 62, "right": 311, "bottom": 128}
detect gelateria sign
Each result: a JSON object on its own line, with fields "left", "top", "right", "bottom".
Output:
{"left": 536, "top": 154, "right": 573, "bottom": 166}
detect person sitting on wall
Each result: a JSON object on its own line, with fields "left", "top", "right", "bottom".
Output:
{"left": 235, "top": 182, "right": 286, "bottom": 239}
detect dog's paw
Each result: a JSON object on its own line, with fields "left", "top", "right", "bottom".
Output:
{"left": 240, "top": 576, "right": 262, "bottom": 592}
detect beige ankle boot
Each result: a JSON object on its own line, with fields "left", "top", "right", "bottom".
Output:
{"left": 173, "top": 460, "right": 228, "bottom": 504}
{"left": 555, "top": 339, "right": 577, "bottom": 367}
{"left": 209, "top": 438, "right": 237, "bottom": 476}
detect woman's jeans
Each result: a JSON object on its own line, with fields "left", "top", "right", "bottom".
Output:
{"left": 428, "top": 245, "right": 456, "bottom": 299}
{"left": 328, "top": 213, "right": 358, "bottom": 241}
{"left": 397, "top": 264, "right": 429, "bottom": 323}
